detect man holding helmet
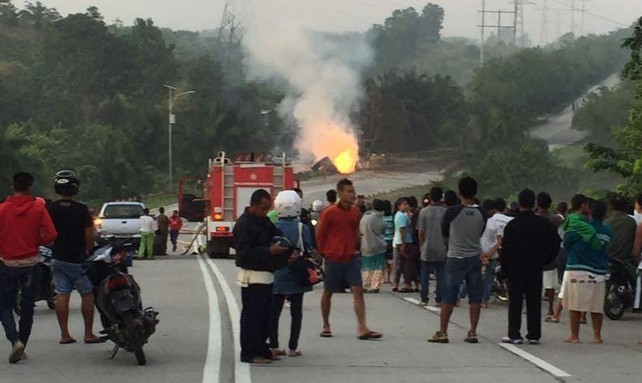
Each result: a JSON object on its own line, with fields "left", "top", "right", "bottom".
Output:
{"left": 47, "top": 170, "right": 102, "bottom": 345}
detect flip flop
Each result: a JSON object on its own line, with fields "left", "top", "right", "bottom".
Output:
{"left": 59, "top": 338, "right": 77, "bottom": 345}
{"left": 545, "top": 317, "right": 560, "bottom": 323}
{"left": 358, "top": 331, "right": 382, "bottom": 340}
{"left": 320, "top": 330, "right": 333, "bottom": 338}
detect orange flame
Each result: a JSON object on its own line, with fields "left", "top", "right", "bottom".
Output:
{"left": 334, "top": 150, "right": 357, "bottom": 174}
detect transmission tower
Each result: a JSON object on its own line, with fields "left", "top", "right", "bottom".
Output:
{"left": 217, "top": 1, "right": 244, "bottom": 69}
{"left": 578, "top": 0, "right": 587, "bottom": 35}
{"left": 478, "top": 1, "right": 517, "bottom": 64}
{"left": 539, "top": 0, "right": 549, "bottom": 45}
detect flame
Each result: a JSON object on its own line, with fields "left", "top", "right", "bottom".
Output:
{"left": 334, "top": 150, "right": 356, "bottom": 174}
{"left": 297, "top": 120, "right": 359, "bottom": 174}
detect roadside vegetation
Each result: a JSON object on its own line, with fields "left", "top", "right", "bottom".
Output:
{"left": 0, "top": 1, "right": 638, "bottom": 204}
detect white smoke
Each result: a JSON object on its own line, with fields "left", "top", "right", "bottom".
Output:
{"left": 241, "top": 0, "right": 373, "bottom": 167}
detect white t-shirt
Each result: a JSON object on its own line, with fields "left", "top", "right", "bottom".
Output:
{"left": 139, "top": 215, "right": 157, "bottom": 233}
{"left": 480, "top": 213, "right": 513, "bottom": 259}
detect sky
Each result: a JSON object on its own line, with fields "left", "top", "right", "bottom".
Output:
{"left": 20, "top": 0, "right": 642, "bottom": 45}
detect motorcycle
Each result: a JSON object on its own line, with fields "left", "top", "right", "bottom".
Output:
{"left": 15, "top": 246, "right": 55, "bottom": 315}
{"left": 604, "top": 259, "right": 635, "bottom": 320}
{"left": 85, "top": 237, "right": 159, "bottom": 365}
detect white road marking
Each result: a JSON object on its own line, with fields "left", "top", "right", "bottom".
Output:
{"left": 196, "top": 255, "right": 222, "bottom": 383}
{"left": 403, "top": 297, "right": 441, "bottom": 313}
{"left": 205, "top": 256, "right": 252, "bottom": 383}
{"left": 499, "top": 343, "right": 571, "bottom": 378}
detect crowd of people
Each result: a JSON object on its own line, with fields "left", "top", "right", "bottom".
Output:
{"left": 232, "top": 176, "right": 642, "bottom": 363}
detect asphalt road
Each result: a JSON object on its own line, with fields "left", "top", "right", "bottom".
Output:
{"left": 5, "top": 244, "right": 642, "bottom": 383}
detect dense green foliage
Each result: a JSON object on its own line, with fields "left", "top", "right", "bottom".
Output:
{"left": 0, "top": 2, "right": 283, "bottom": 203}
{"left": 585, "top": 17, "right": 642, "bottom": 195}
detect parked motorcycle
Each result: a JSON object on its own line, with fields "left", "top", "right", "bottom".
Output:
{"left": 604, "top": 259, "right": 636, "bottom": 320}
{"left": 15, "top": 246, "right": 55, "bottom": 315}
{"left": 85, "top": 237, "right": 159, "bottom": 365}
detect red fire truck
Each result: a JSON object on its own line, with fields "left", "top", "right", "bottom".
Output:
{"left": 180, "top": 151, "right": 298, "bottom": 257}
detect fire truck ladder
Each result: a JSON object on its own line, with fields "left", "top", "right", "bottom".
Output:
{"left": 272, "top": 153, "right": 288, "bottom": 196}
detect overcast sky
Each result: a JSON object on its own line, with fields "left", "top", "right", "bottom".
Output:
{"left": 21, "top": 0, "right": 642, "bottom": 45}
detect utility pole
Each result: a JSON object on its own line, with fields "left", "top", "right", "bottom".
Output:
{"left": 480, "top": 0, "right": 486, "bottom": 64}
{"left": 163, "top": 85, "right": 195, "bottom": 192}
{"left": 579, "top": 0, "right": 587, "bottom": 35}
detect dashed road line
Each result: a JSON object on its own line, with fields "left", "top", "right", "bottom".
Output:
{"left": 403, "top": 297, "right": 441, "bottom": 313}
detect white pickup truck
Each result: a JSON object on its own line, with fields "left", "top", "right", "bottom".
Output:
{"left": 95, "top": 202, "right": 146, "bottom": 244}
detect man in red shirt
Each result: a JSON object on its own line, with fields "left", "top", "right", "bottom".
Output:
{"left": 0, "top": 172, "right": 57, "bottom": 363}
{"left": 168, "top": 210, "right": 183, "bottom": 253}
{"left": 316, "top": 178, "right": 381, "bottom": 340}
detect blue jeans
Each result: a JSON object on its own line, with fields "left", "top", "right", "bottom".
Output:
{"left": 0, "top": 262, "right": 36, "bottom": 345}
{"left": 444, "top": 257, "right": 483, "bottom": 305}
{"left": 482, "top": 259, "right": 498, "bottom": 303}
{"left": 420, "top": 260, "right": 445, "bottom": 303}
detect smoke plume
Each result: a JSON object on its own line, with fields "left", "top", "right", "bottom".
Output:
{"left": 241, "top": 0, "right": 373, "bottom": 172}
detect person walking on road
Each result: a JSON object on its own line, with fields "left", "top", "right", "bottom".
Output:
{"left": 138, "top": 208, "right": 156, "bottom": 260}
{"left": 269, "top": 191, "right": 313, "bottom": 358}
{"left": 499, "top": 189, "right": 560, "bottom": 345}
{"left": 360, "top": 199, "right": 387, "bottom": 293}
{"left": 169, "top": 210, "right": 183, "bottom": 253}
{"left": 47, "top": 170, "right": 103, "bottom": 345}
{"left": 417, "top": 187, "right": 447, "bottom": 306}
{"left": 234, "top": 189, "right": 290, "bottom": 364}
{"left": 156, "top": 207, "right": 169, "bottom": 255}
{"left": 429, "top": 177, "right": 487, "bottom": 344}
{"left": 316, "top": 178, "right": 382, "bottom": 340}
{"left": 562, "top": 197, "right": 612, "bottom": 344}
{"left": 0, "top": 172, "right": 57, "bottom": 363}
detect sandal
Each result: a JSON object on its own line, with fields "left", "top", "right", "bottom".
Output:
{"left": 320, "top": 330, "right": 333, "bottom": 338}
{"left": 358, "top": 330, "right": 383, "bottom": 340}
{"left": 545, "top": 316, "right": 560, "bottom": 323}
{"left": 464, "top": 331, "right": 479, "bottom": 344}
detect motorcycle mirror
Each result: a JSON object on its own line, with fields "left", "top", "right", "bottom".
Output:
{"left": 87, "top": 245, "right": 113, "bottom": 263}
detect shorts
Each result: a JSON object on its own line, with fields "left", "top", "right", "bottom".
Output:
{"left": 324, "top": 257, "right": 362, "bottom": 292}
{"left": 53, "top": 260, "right": 94, "bottom": 295}
{"left": 543, "top": 269, "right": 558, "bottom": 290}
{"left": 443, "top": 257, "right": 483, "bottom": 305}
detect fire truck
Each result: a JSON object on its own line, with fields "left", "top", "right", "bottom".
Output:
{"left": 180, "top": 151, "right": 298, "bottom": 258}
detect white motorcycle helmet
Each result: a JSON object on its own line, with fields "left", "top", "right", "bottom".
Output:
{"left": 274, "top": 190, "right": 301, "bottom": 218}
{"left": 312, "top": 200, "right": 324, "bottom": 212}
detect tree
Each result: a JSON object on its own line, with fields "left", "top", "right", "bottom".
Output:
{"left": 585, "top": 17, "right": 642, "bottom": 195}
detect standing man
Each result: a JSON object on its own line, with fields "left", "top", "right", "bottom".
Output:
{"left": 156, "top": 207, "right": 169, "bottom": 255}
{"left": 168, "top": 210, "right": 183, "bottom": 253}
{"left": 393, "top": 197, "right": 414, "bottom": 292}
{"left": 429, "top": 177, "right": 487, "bottom": 344}
{"left": 480, "top": 198, "right": 514, "bottom": 308}
{"left": 138, "top": 208, "right": 156, "bottom": 260}
{"left": 535, "top": 192, "right": 563, "bottom": 319}
{"left": 417, "top": 187, "right": 447, "bottom": 307}
{"left": 317, "top": 178, "right": 381, "bottom": 340}
{"left": 500, "top": 189, "right": 560, "bottom": 344}
{"left": 0, "top": 172, "right": 57, "bottom": 363}
{"left": 234, "top": 189, "right": 290, "bottom": 364}
{"left": 47, "top": 170, "right": 103, "bottom": 345}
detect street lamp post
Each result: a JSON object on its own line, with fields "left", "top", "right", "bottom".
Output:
{"left": 163, "top": 85, "right": 195, "bottom": 192}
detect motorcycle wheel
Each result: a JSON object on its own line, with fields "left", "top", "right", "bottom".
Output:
{"left": 604, "top": 288, "right": 625, "bottom": 320}
{"left": 122, "top": 311, "right": 146, "bottom": 365}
